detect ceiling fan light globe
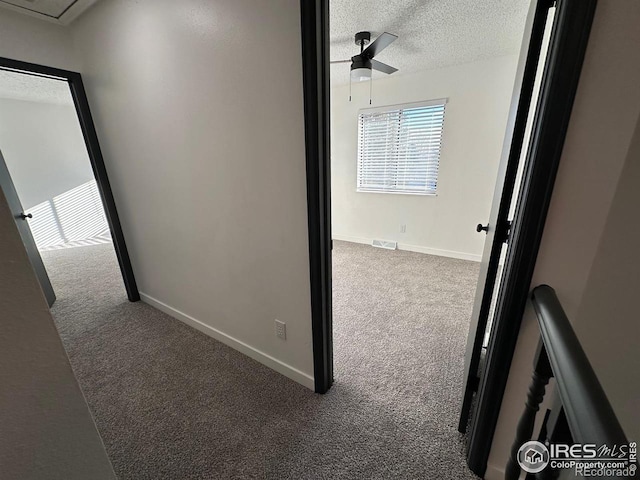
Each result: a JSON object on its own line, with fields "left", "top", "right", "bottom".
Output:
{"left": 351, "top": 67, "right": 371, "bottom": 82}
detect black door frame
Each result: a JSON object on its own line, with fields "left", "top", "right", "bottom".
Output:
{"left": 301, "top": 0, "right": 594, "bottom": 473}
{"left": 300, "top": 0, "right": 333, "bottom": 393}
{"left": 0, "top": 56, "right": 140, "bottom": 303}
{"left": 465, "top": 0, "right": 596, "bottom": 475}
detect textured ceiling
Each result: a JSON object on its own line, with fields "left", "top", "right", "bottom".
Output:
{"left": 0, "top": 0, "right": 76, "bottom": 18}
{"left": 0, "top": 70, "right": 73, "bottom": 105}
{"left": 330, "top": 0, "right": 530, "bottom": 84}
{"left": 0, "top": 0, "right": 98, "bottom": 24}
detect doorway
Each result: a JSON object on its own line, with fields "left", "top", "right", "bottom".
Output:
{"left": 301, "top": 0, "right": 596, "bottom": 477}
{"left": 0, "top": 58, "right": 138, "bottom": 307}
{"left": 326, "top": 4, "right": 534, "bottom": 477}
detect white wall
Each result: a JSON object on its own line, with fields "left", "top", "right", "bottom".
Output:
{"left": 0, "top": 97, "right": 94, "bottom": 209}
{"left": 0, "top": 7, "right": 77, "bottom": 71}
{"left": 0, "top": 9, "right": 115, "bottom": 478}
{"left": 574, "top": 121, "right": 640, "bottom": 442}
{"left": 486, "top": 1, "right": 640, "bottom": 477}
{"left": 0, "top": 188, "right": 116, "bottom": 480}
{"left": 70, "top": 0, "right": 314, "bottom": 387}
{"left": 331, "top": 56, "right": 518, "bottom": 261}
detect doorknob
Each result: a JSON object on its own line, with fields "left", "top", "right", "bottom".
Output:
{"left": 19, "top": 213, "right": 33, "bottom": 220}
{"left": 476, "top": 223, "right": 489, "bottom": 233}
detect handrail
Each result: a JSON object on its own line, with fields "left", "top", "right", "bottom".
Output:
{"left": 506, "top": 285, "right": 629, "bottom": 479}
{"left": 531, "top": 285, "right": 627, "bottom": 446}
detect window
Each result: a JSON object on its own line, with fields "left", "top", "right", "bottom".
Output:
{"left": 357, "top": 99, "right": 446, "bottom": 195}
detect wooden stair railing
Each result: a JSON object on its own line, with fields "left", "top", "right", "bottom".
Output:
{"left": 505, "top": 285, "right": 631, "bottom": 480}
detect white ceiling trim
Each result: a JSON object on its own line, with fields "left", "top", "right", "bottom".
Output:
{"left": 0, "top": 0, "right": 98, "bottom": 25}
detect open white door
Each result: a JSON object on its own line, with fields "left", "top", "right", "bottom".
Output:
{"left": 458, "top": 0, "right": 555, "bottom": 432}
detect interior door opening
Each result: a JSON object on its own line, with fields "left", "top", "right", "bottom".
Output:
{"left": 303, "top": 0, "right": 595, "bottom": 477}
{"left": 322, "top": 0, "right": 550, "bottom": 477}
{"left": 0, "top": 60, "right": 138, "bottom": 309}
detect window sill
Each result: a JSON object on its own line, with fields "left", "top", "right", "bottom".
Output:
{"left": 356, "top": 189, "right": 437, "bottom": 196}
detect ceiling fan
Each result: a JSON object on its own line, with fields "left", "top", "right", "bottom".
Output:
{"left": 331, "top": 31, "right": 399, "bottom": 82}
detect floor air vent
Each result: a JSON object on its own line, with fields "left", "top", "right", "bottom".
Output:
{"left": 372, "top": 239, "right": 397, "bottom": 250}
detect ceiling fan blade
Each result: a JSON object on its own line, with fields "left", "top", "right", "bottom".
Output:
{"left": 371, "top": 59, "right": 398, "bottom": 74}
{"left": 330, "top": 59, "right": 352, "bottom": 64}
{"left": 362, "top": 32, "right": 398, "bottom": 59}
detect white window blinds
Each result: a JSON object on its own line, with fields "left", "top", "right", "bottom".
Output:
{"left": 357, "top": 100, "right": 446, "bottom": 195}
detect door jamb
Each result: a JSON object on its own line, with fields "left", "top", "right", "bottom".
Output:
{"left": 466, "top": 0, "right": 597, "bottom": 475}
{"left": 300, "top": 0, "right": 333, "bottom": 393}
{"left": 0, "top": 56, "right": 140, "bottom": 302}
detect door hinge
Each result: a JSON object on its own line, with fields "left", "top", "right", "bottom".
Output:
{"left": 501, "top": 220, "right": 513, "bottom": 244}
{"left": 471, "top": 375, "right": 480, "bottom": 392}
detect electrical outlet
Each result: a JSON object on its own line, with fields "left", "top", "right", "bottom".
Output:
{"left": 275, "top": 319, "right": 286, "bottom": 340}
{"left": 400, "top": 224, "right": 407, "bottom": 233}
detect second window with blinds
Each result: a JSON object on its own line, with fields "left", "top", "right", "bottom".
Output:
{"left": 357, "top": 99, "right": 447, "bottom": 195}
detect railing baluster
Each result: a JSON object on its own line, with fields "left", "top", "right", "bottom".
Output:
{"left": 526, "top": 408, "right": 550, "bottom": 480}
{"left": 506, "top": 342, "right": 553, "bottom": 480}
{"left": 537, "top": 406, "right": 571, "bottom": 480}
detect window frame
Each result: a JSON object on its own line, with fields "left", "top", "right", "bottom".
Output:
{"left": 356, "top": 98, "right": 448, "bottom": 196}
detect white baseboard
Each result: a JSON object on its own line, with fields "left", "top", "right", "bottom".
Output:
{"left": 332, "top": 234, "right": 482, "bottom": 262}
{"left": 332, "top": 234, "right": 374, "bottom": 245}
{"left": 139, "top": 292, "right": 315, "bottom": 391}
{"left": 397, "top": 242, "right": 482, "bottom": 262}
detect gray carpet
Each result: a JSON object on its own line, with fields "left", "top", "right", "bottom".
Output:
{"left": 42, "top": 240, "right": 480, "bottom": 480}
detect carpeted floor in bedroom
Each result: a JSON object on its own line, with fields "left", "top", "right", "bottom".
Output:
{"left": 42, "top": 240, "right": 480, "bottom": 480}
